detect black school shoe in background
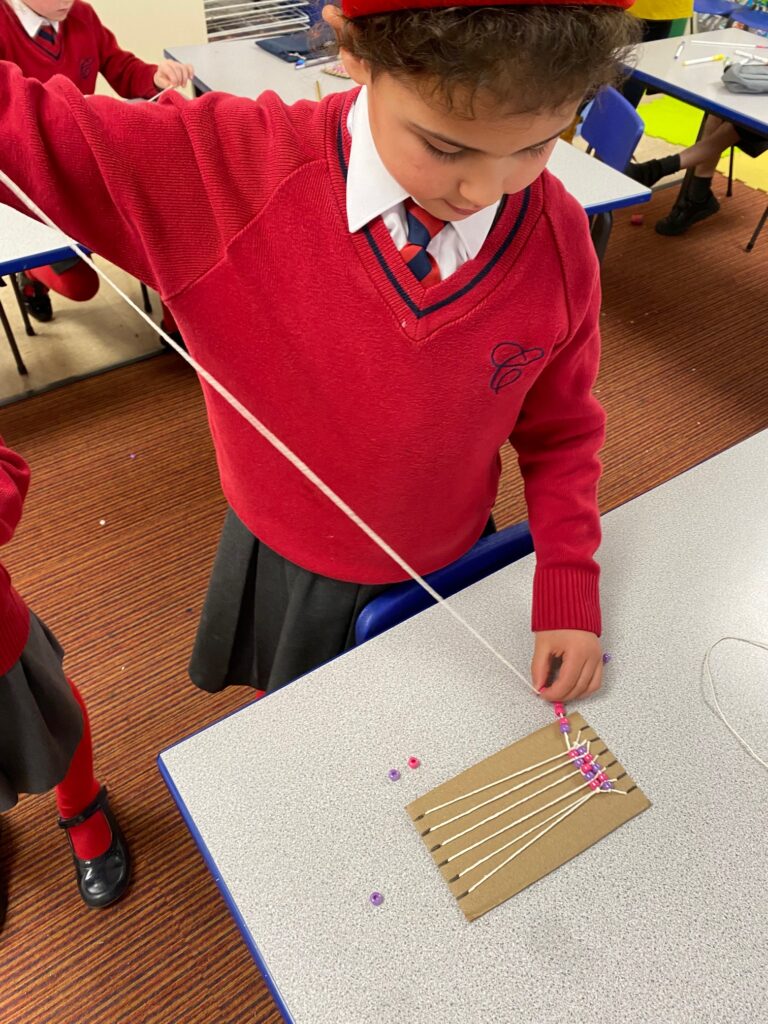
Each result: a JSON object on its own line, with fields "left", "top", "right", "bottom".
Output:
{"left": 655, "top": 190, "right": 720, "bottom": 236}
{"left": 16, "top": 272, "right": 53, "bottom": 323}
{"left": 58, "top": 786, "right": 131, "bottom": 909}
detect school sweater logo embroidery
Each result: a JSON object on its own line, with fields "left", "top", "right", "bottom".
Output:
{"left": 80, "top": 58, "right": 95, "bottom": 81}
{"left": 489, "top": 342, "right": 545, "bottom": 393}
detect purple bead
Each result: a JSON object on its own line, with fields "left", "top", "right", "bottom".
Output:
{"left": 387, "top": 769, "right": 401, "bottom": 782}
{"left": 602, "top": 653, "right": 612, "bottom": 664}
{"left": 586, "top": 769, "right": 597, "bottom": 779}
{"left": 574, "top": 758, "right": 584, "bottom": 768}
{"left": 591, "top": 761, "right": 601, "bottom": 773}
{"left": 600, "top": 781, "right": 613, "bottom": 791}
{"left": 576, "top": 745, "right": 587, "bottom": 756}
{"left": 559, "top": 721, "right": 571, "bottom": 733}
{"left": 369, "top": 891, "right": 384, "bottom": 907}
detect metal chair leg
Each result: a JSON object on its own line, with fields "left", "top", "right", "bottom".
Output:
{"left": 0, "top": 298, "right": 28, "bottom": 376}
{"left": 727, "top": 147, "right": 734, "bottom": 198}
{"left": 140, "top": 281, "right": 153, "bottom": 314}
{"left": 745, "top": 204, "right": 768, "bottom": 253}
{"left": 9, "top": 273, "right": 37, "bottom": 337}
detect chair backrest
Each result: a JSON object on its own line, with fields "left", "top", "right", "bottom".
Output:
{"left": 354, "top": 520, "right": 534, "bottom": 645}
{"left": 580, "top": 86, "right": 644, "bottom": 173}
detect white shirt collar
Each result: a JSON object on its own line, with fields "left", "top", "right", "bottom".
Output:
{"left": 345, "top": 86, "right": 498, "bottom": 260}
{"left": 9, "top": 0, "right": 59, "bottom": 38}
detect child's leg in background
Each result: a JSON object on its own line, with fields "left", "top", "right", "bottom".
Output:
{"left": 26, "top": 259, "right": 100, "bottom": 302}
{"left": 55, "top": 678, "right": 112, "bottom": 860}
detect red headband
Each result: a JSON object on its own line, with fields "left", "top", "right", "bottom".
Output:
{"left": 343, "top": 0, "right": 633, "bottom": 16}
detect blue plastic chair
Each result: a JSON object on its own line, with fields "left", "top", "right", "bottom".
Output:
{"left": 578, "top": 86, "right": 645, "bottom": 261}
{"left": 580, "top": 86, "right": 645, "bottom": 174}
{"left": 354, "top": 520, "right": 534, "bottom": 645}
{"left": 694, "top": 0, "right": 739, "bottom": 16}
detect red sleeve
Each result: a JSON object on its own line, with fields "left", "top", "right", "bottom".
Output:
{"left": 0, "top": 61, "right": 298, "bottom": 299}
{"left": 509, "top": 262, "right": 605, "bottom": 636}
{"left": 91, "top": 8, "right": 158, "bottom": 100}
{"left": 0, "top": 435, "right": 30, "bottom": 547}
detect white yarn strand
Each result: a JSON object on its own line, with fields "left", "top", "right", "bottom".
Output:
{"left": 701, "top": 636, "right": 768, "bottom": 771}
{"left": 0, "top": 169, "right": 537, "bottom": 692}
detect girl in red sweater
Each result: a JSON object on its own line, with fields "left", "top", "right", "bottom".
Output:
{"left": 0, "top": 1, "right": 639, "bottom": 707}
{"left": 0, "top": 433, "right": 130, "bottom": 930}
{"left": 0, "top": 0, "right": 192, "bottom": 332}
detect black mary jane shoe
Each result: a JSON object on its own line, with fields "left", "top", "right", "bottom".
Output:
{"left": 57, "top": 786, "right": 131, "bottom": 909}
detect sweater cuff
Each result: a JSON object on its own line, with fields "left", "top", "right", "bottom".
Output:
{"left": 531, "top": 565, "right": 601, "bottom": 636}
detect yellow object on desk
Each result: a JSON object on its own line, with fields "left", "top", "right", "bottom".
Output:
{"left": 682, "top": 54, "right": 725, "bottom": 66}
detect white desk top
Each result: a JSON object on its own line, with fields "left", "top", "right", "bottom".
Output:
{"left": 161, "top": 429, "right": 768, "bottom": 1024}
{"left": 165, "top": 40, "right": 650, "bottom": 216}
{"left": 0, "top": 202, "right": 74, "bottom": 276}
{"left": 629, "top": 28, "right": 768, "bottom": 137}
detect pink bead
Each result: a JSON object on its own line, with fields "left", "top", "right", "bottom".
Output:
{"left": 583, "top": 753, "right": 593, "bottom": 765}
{"left": 407, "top": 757, "right": 421, "bottom": 769}
{"left": 568, "top": 749, "right": 579, "bottom": 760}
{"left": 596, "top": 772, "right": 608, "bottom": 784}
{"left": 554, "top": 703, "right": 565, "bottom": 717}
{"left": 580, "top": 765, "right": 592, "bottom": 775}
{"left": 588, "top": 780, "right": 600, "bottom": 790}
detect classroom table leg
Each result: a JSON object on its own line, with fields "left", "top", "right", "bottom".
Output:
{"left": 0, "top": 298, "right": 29, "bottom": 376}
{"left": 745, "top": 203, "right": 768, "bottom": 253}
{"left": 140, "top": 281, "right": 153, "bottom": 314}
{"left": 9, "top": 273, "right": 37, "bottom": 338}
{"left": 590, "top": 211, "right": 613, "bottom": 264}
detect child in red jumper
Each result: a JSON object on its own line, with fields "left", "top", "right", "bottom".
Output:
{"left": 0, "top": 0, "right": 193, "bottom": 332}
{"left": 0, "top": 1, "right": 639, "bottom": 707}
{"left": 0, "top": 434, "right": 130, "bottom": 927}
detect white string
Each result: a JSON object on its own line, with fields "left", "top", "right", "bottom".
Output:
{"left": 452, "top": 792, "right": 594, "bottom": 884}
{"left": 701, "top": 636, "right": 768, "bottom": 771}
{"left": 460, "top": 792, "right": 596, "bottom": 896}
{"left": 0, "top": 169, "right": 537, "bottom": 693}
{"left": 423, "top": 762, "right": 584, "bottom": 836}
{"left": 415, "top": 742, "right": 588, "bottom": 820}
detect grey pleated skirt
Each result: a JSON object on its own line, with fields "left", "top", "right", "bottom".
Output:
{"left": 189, "top": 509, "right": 391, "bottom": 696}
{"left": 0, "top": 613, "right": 83, "bottom": 813}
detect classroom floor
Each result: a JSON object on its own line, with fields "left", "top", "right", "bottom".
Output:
{"left": 0, "top": 180, "right": 766, "bottom": 1024}
{"left": 0, "top": 261, "right": 165, "bottom": 406}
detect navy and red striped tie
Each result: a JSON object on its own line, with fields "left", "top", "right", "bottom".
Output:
{"left": 34, "top": 22, "right": 62, "bottom": 60}
{"left": 399, "top": 198, "right": 445, "bottom": 287}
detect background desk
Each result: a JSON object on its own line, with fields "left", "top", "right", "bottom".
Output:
{"left": 628, "top": 28, "right": 768, "bottom": 139}
{"left": 161, "top": 430, "right": 768, "bottom": 1024}
{"left": 165, "top": 39, "right": 650, "bottom": 218}
{"left": 0, "top": 203, "right": 77, "bottom": 375}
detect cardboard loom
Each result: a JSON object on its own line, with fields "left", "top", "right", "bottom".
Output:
{"left": 407, "top": 713, "right": 650, "bottom": 921}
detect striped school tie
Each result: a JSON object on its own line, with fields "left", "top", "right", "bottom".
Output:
{"left": 399, "top": 198, "right": 446, "bottom": 287}
{"left": 34, "top": 22, "right": 62, "bottom": 60}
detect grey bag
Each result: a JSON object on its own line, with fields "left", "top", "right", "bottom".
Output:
{"left": 722, "top": 62, "right": 768, "bottom": 94}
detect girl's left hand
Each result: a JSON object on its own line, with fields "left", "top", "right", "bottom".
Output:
{"left": 531, "top": 629, "right": 603, "bottom": 703}
{"left": 154, "top": 60, "right": 195, "bottom": 90}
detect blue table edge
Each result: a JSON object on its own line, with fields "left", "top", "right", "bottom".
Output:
{"left": 157, "top": 749, "right": 295, "bottom": 1024}
{"left": 627, "top": 66, "right": 768, "bottom": 140}
{"left": 0, "top": 245, "right": 77, "bottom": 277}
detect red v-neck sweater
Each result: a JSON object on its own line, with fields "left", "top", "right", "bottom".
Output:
{"left": 0, "top": 435, "right": 31, "bottom": 675}
{"left": 0, "top": 66, "right": 606, "bottom": 639}
{"left": 0, "top": 0, "right": 157, "bottom": 98}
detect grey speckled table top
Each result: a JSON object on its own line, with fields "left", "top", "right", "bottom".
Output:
{"left": 160, "top": 432, "right": 768, "bottom": 1024}
{"left": 0, "top": 202, "right": 74, "bottom": 274}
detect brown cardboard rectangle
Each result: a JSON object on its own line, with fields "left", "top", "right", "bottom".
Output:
{"left": 407, "top": 714, "right": 650, "bottom": 921}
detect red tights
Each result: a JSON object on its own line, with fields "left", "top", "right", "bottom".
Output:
{"left": 54, "top": 679, "right": 112, "bottom": 860}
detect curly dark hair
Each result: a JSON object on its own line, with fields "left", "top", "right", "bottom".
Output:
{"left": 336, "top": 6, "right": 641, "bottom": 114}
